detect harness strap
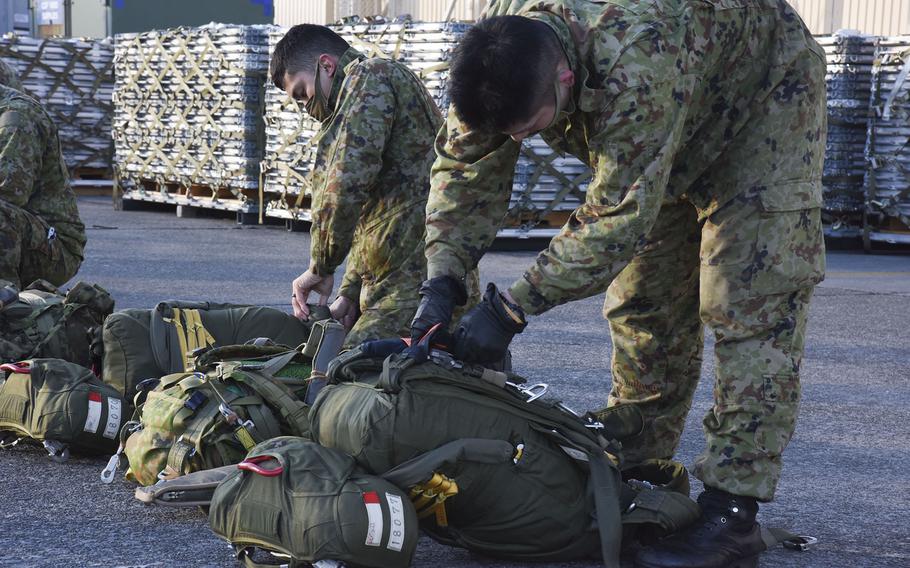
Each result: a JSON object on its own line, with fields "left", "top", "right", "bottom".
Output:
{"left": 409, "top": 472, "right": 458, "bottom": 527}
{"left": 164, "top": 397, "right": 221, "bottom": 475}
{"left": 589, "top": 452, "right": 623, "bottom": 568}
{"left": 164, "top": 308, "right": 190, "bottom": 371}
{"left": 230, "top": 370, "right": 309, "bottom": 437}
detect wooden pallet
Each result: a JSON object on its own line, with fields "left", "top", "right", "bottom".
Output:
{"left": 70, "top": 166, "right": 114, "bottom": 197}
{"left": 116, "top": 179, "right": 260, "bottom": 223}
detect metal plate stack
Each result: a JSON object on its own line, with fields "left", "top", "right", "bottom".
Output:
{"left": 865, "top": 35, "right": 910, "bottom": 246}
{"left": 262, "top": 18, "right": 470, "bottom": 223}
{"left": 815, "top": 33, "right": 877, "bottom": 238}
{"left": 0, "top": 33, "right": 114, "bottom": 173}
{"left": 113, "top": 24, "right": 270, "bottom": 211}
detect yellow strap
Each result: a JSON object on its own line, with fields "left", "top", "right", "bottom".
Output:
{"left": 234, "top": 426, "right": 257, "bottom": 451}
{"left": 164, "top": 308, "right": 190, "bottom": 371}
{"left": 409, "top": 473, "right": 459, "bottom": 527}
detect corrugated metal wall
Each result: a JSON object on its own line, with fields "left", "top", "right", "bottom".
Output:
{"left": 275, "top": 0, "right": 910, "bottom": 31}
{"left": 789, "top": 0, "right": 910, "bottom": 35}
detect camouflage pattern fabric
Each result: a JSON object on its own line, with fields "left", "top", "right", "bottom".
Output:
{"left": 0, "top": 58, "right": 23, "bottom": 91}
{"left": 305, "top": 48, "right": 443, "bottom": 347}
{"left": 0, "top": 84, "right": 85, "bottom": 288}
{"left": 427, "top": 0, "right": 826, "bottom": 501}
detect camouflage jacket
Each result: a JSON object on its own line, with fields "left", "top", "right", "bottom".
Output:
{"left": 426, "top": 0, "right": 826, "bottom": 314}
{"left": 0, "top": 85, "right": 86, "bottom": 258}
{"left": 308, "top": 48, "right": 442, "bottom": 300}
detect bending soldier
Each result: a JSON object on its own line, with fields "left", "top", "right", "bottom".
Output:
{"left": 410, "top": 1, "right": 826, "bottom": 567}
{"left": 0, "top": 59, "right": 85, "bottom": 288}
{"left": 271, "top": 25, "right": 444, "bottom": 347}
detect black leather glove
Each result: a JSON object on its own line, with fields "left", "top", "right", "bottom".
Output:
{"left": 453, "top": 283, "right": 527, "bottom": 365}
{"left": 410, "top": 275, "right": 467, "bottom": 344}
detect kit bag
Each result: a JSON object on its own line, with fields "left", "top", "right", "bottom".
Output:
{"left": 0, "top": 279, "right": 114, "bottom": 368}
{"left": 309, "top": 347, "right": 701, "bottom": 565}
{"left": 209, "top": 436, "right": 420, "bottom": 568}
{"left": 101, "top": 300, "right": 330, "bottom": 401}
{"left": 106, "top": 320, "right": 345, "bottom": 486}
{"left": 0, "top": 358, "right": 125, "bottom": 460}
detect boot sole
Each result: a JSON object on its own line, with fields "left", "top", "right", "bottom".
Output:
{"left": 730, "top": 555, "right": 759, "bottom": 568}
{"left": 634, "top": 553, "right": 759, "bottom": 568}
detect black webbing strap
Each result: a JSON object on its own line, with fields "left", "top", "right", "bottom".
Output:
{"left": 589, "top": 452, "right": 623, "bottom": 567}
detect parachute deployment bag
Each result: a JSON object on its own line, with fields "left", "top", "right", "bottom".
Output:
{"left": 0, "top": 358, "right": 125, "bottom": 460}
{"left": 209, "top": 436, "right": 419, "bottom": 568}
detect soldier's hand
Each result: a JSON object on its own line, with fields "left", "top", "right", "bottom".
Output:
{"left": 453, "top": 283, "right": 527, "bottom": 365}
{"left": 410, "top": 275, "right": 467, "bottom": 344}
{"left": 330, "top": 296, "right": 359, "bottom": 331}
{"left": 292, "top": 269, "right": 334, "bottom": 320}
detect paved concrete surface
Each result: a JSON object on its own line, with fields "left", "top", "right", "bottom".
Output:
{"left": 1, "top": 197, "right": 908, "bottom": 568}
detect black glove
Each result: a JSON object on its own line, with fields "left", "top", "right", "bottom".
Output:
{"left": 453, "top": 283, "right": 527, "bottom": 365}
{"left": 410, "top": 275, "right": 467, "bottom": 344}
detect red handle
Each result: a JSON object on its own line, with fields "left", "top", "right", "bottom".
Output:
{"left": 237, "top": 455, "right": 283, "bottom": 477}
{"left": 0, "top": 362, "right": 30, "bottom": 374}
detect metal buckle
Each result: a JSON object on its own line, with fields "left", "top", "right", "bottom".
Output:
{"left": 783, "top": 535, "right": 818, "bottom": 552}
{"left": 43, "top": 439, "right": 69, "bottom": 463}
{"left": 521, "top": 383, "right": 549, "bottom": 402}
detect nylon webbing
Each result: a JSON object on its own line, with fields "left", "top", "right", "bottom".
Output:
{"left": 409, "top": 472, "right": 458, "bottom": 527}
{"left": 590, "top": 453, "right": 623, "bottom": 568}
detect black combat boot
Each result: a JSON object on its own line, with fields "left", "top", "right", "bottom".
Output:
{"left": 635, "top": 487, "right": 766, "bottom": 568}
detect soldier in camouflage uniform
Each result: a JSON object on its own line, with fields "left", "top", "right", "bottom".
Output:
{"left": 0, "top": 60, "right": 85, "bottom": 289}
{"left": 410, "top": 1, "right": 826, "bottom": 566}
{"left": 270, "top": 25, "right": 444, "bottom": 347}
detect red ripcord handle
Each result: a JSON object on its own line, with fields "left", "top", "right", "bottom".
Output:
{"left": 401, "top": 322, "right": 447, "bottom": 348}
{"left": 237, "top": 455, "right": 284, "bottom": 477}
{"left": 0, "top": 362, "right": 31, "bottom": 374}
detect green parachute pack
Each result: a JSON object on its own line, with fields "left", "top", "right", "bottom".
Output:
{"left": 0, "top": 358, "right": 126, "bottom": 461}
{"left": 309, "top": 346, "right": 702, "bottom": 566}
{"left": 209, "top": 436, "right": 421, "bottom": 568}
{"left": 101, "top": 300, "right": 331, "bottom": 402}
{"left": 103, "top": 319, "right": 346, "bottom": 486}
{"left": 0, "top": 279, "right": 114, "bottom": 368}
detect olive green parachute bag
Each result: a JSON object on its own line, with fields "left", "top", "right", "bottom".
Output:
{"left": 0, "top": 279, "right": 114, "bottom": 369}
{"left": 309, "top": 347, "right": 701, "bottom": 567}
{"left": 0, "top": 359, "right": 126, "bottom": 461}
{"left": 102, "top": 320, "right": 346, "bottom": 486}
{"left": 101, "top": 300, "right": 331, "bottom": 402}
{"left": 209, "top": 436, "right": 421, "bottom": 568}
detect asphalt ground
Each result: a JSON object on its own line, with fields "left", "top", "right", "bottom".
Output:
{"left": 1, "top": 196, "right": 908, "bottom": 568}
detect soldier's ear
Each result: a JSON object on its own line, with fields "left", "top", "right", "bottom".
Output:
{"left": 318, "top": 54, "right": 337, "bottom": 78}
{"left": 557, "top": 68, "right": 575, "bottom": 88}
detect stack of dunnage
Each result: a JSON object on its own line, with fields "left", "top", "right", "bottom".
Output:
{"left": 113, "top": 24, "right": 270, "bottom": 211}
{"left": 262, "top": 18, "right": 473, "bottom": 223}
{"left": 815, "top": 33, "right": 877, "bottom": 238}
{"left": 0, "top": 34, "right": 114, "bottom": 173}
{"left": 865, "top": 35, "right": 910, "bottom": 246}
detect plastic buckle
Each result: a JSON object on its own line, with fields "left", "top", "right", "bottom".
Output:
{"left": 783, "top": 535, "right": 818, "bottom": 552}
{"left": 43, "top": 439, "right": 69, "bottom": 463}
{"left": 184, "top": 391, "right": 207, "bottom": 411}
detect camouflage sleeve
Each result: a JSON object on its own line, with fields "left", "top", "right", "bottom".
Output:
{"left": 309, "top": 65, "right": 394, "bottom": 276}
{"left": 425, "top": 108, "right": 521, "bottom": 281}
{"left": 0, "top": 107, "right": 41, "bottom": 207}
{"left": 509, "top": 76, "right": 693, "bottom": 315}
{"left": 337, "top": 257, "right": 363, "bottom": 301}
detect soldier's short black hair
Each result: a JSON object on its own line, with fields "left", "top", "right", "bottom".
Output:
{"left": 449, "top": 16, "right": 563, "bottom": 132}
{"left": 270, "top": 24, "right": 350, "bottom": 90}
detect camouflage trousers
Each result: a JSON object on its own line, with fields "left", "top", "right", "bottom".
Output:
{"left": 605, "top": 196, "right": 824, "bottom": 502}
{"left": 0, "top": 199, "right": 82, "bottom": 289}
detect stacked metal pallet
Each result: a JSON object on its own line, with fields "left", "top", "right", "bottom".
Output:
{"left": 815, "top": 33, "right": 877, "bottom": 238}
{"left": 0, "top": 33, "right": 114, "bottom": 173}
{"left": 113, "top": 24, "right": 270, "bottom": 212}
{"left": 865, "top": 35, "right": 910, "bottom": 246}
{"left": 262, "top": 18, "right": 471, "bottom": 222}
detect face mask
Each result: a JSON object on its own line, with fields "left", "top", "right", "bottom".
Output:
{"left": 544, "top": 73, "right": 572, "bottom": 130}
{"left": 305, "top": 62, "right": 346, "bottom": 122}
{"left": 305, "top": 61, "right": 330, "bottom": 121}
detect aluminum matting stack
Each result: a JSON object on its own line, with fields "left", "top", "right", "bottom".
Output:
{"left": 0, "top": 33, "right": 114, "bottom": 173}
{"left": 816, "top": 33, "right": 877, "bottom": 237}
{"left": 262, "top": 18, "right": 469, "bottom": 221}
{"left": 113, "top": 24, "right": 270, "bottom": 209}
{"left": 865, "top": 36, "right": 910, "bottom": 245}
